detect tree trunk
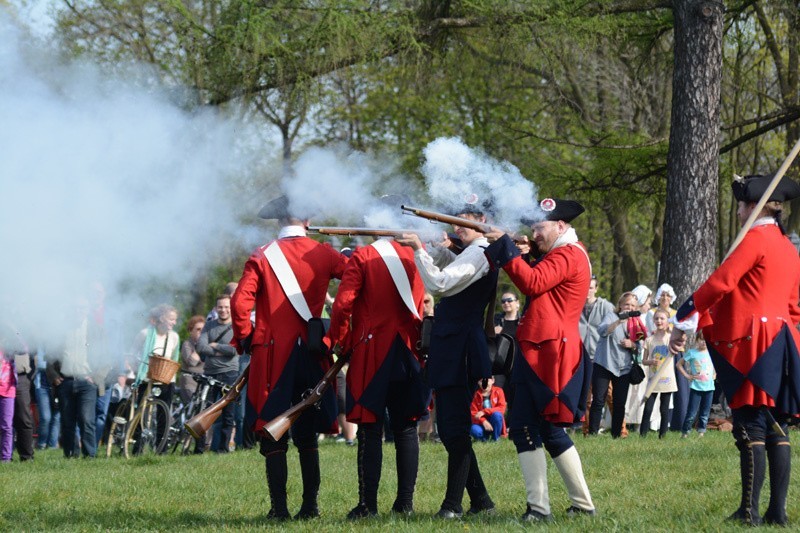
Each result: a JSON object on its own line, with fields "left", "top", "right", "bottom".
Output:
{"left": 659, "top": 0, "right": 725, "bottom": 301}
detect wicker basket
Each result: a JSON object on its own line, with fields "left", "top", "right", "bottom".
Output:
{"left": 147, "top": 355, "right": 180, "bottom": 384}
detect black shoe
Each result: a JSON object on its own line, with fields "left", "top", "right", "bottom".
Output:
{"left": 435, "top": 508, "right": 463, "bottom": 519}
{"left": 566, "top": 505, "right": 597, "bottom": 517}
{"left": 391, "top": 502, "right": 414, "bottom": 516}
{"left": 763, "top": 510, "right": 788, "bottom": 527}
{"left": 466, "top": 500, "right": 496, "bottom": 515}
{"left": 294, "top": 506, "right": 320, "bottom": 520}
{"left": 522, "top": 505, "right": 553, "bottom": 522}
{"left": 266, "top": 508, "right": 290, "bottom": 521}
{"left": 726, "top": 509, "right": 763, "bottom": 526}
{"left": 347, "top": 503, "right": 377, "bottom": 519}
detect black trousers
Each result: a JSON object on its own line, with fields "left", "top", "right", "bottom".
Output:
{"left": 13, "top": 372, "right": 35, "bottom": 460}
{"left": 588, "top": 363, "right": 631, "bottom": 438}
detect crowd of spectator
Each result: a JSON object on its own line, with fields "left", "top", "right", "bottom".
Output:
{"left": 0, "top": 275, "right": 723, "bottom": 463}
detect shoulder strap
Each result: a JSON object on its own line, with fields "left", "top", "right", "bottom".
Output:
{"left": 264, "top": 241, "right": 313, "bottom": 322}
{"left": 371, "top": 239, "right": 420, "bottom": 320}
{"left": 568, "top": 242, "right": 593, "bottom": 277}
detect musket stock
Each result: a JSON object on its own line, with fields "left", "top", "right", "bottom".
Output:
{"left": 184, "top": 364, "right": 249, "bottom": 440}
{"left": 400, "top": 205, "right": 526, "bottom": 244}
{"left": 261, "top": 337, "right": 369, "bottom": 442}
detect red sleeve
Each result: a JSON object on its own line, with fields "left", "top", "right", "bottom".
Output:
{"left": 329, "top": 251, "right": 365, "bottom": 349}
{"left": 791, "top": 275, "right": 800, "bottom": 326}
{"left": 503, "top": 247, "right": 572, "bottom": 297}
{"left": 470, "top": 391, "right": 484, "bottom": 421}
{"left": 693, "top": 231, "right": 762, "bottom": 314}
{"left": 230, "top": 254, "right": 259, "bottom": 348}
{"left": 327, "top": 243, "right": 349, "bottom": 280}
{"left": 490, "top": 387, "right": 507, "bottom": 415}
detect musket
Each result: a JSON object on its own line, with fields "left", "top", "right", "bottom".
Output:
{"left": 308, "top": 226, "right": 425, "bottom": 238}
{"left": 184, "top": 364, "right": 249, "bottom": 439}
{"left": 261, "top": 336, "right": 371, "bottom": 442}
{"left": 400, "top": 205, "right": 527, "bottom": 244}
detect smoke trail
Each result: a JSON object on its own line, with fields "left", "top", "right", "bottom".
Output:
{"left": 420, "top": 137, "right": 542, "bottom": 227}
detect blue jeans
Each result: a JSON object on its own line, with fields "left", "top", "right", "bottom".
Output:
{"left": 34, "top": 369, "right": 60, "bottom": 449}
{"left": 470, "top": 411, "right": 504, "bottom": 441}
{"left": 234, "top": 354, "right": 249, "bottom": 448}
{"left": 682, "top": 389, "right": 713, "bottom": 434}
{"left": 208, "top": 369, "right": 239, "bottom": 453}
{"left": 57, "top": 378, "right": 98, "bottom": 458}
{"left": 95, "top": 387, "right": 113, "bottom": 447}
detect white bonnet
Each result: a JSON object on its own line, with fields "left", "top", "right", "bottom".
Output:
{"left": 631, "top": 285, "right": 652, "bottom": 306}
{"left": 656, "top": 283, "right": 677, "bottom": 302}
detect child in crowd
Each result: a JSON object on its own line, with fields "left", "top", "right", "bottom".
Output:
{"left": 640, "top": 309, "right": 677, "bottom": 438}
{"left": 470, "top": 377, "right": 507, "bottom": 441}
{"left": 0, "top": 349, "right": 16, "bottom": 462}
{"left": 677, "top": 331, "right": 716, "bottom": 437}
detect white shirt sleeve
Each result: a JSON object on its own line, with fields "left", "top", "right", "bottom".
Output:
{"left": 414, "top": 239, "right": 491, "bottom": 297}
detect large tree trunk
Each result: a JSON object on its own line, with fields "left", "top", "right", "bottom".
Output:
{"left": 659, "top": 0, "right": 725, "bottom": 301}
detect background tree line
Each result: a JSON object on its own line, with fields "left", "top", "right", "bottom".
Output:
{"left": 45, "top": 0, "right": 800, "bottom": 315}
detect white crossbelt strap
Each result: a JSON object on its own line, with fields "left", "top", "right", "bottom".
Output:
{"left": 264, "top": 241, "right": 312, "bottom": 322}
{"left": 569, "top": 243, "right": 593, "bottom": 278}
{"left": 371, "top": 239, "right": 420, "bottom": 320}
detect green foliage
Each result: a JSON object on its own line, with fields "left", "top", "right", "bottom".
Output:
{"left": 51, "top": 0, "right": 800, "bottom": 299}
{"left": 3, "top": 431, "right": 799, "bottom": 530}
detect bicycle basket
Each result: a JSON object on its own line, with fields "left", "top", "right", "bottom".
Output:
{"left": 147, "top": 356, "right": 180, "bottom": 384}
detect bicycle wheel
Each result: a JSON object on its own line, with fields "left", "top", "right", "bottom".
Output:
{"left": 123, "top": 403, "right": 145, "bottom": 458}
{"left": 166, "top": 403, "right": 191, "bottom": 454}
{"left": 105, "top": 400, "right": 132, "bottom": 458}
{"left": 129, "top": 398, "right": 171, "bottom": 456}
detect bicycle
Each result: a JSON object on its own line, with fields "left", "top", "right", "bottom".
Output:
{"left": 106, "top": 356, "right": 177, "bottom": 458}
{"left": 164, "top": 373, "right": 230, "bottom": 455}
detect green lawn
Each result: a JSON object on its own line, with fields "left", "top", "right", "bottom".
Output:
{"left": 2, "top": 430, "right": 798, "bottom": 531}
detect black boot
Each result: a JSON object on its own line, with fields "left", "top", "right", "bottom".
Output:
{"left": 392, "top": 424, "right": 418, "bottom": 514}
{"left": 727, "top": 442, "right": 765, "bottom": 526}
{"left": 349, "top": 424, "right": 381, "bottom": 518}
{"left": 764, "top": 444, "right": 791, "bottom": 526}
{"left": 295, "top": 447, "right": 320, "bottom": 519}
{"left": 439, "top": 435, "right": 470, "bottom": 516}
{"left": 265, "top": 453, "right": 290, "bottom": 520}
{"left": 465, "top": 446, "right": 495, "bottom": 514}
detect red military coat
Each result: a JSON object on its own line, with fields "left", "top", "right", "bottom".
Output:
{"left": 328, "top": 240, "right": 426, "bottom": 424}
{"left": 231, "top": 235, "right": 347, "bottom": 433}
{"left": 691, "top": 222, "right": 800, "bottom": 411}
{"left": 503, "top": 240, "right": 592, "bottom": 425}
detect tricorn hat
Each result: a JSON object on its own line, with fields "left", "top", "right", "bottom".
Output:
{"left": 732, "top": 174, "right": 800, "bottom": 203}
{"left": 257, "top": 195, "right": 290, "bottom": 220}
{"left": 523, "top": 198, "right": 585, "bottom": 224}
{"left": 447, "top": 192, "right": 494, "bottom": 218}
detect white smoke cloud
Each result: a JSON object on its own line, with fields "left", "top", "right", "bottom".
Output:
{"left": 421, "top": 137, "right": 541, "bottom": 227}
{"left": 281, "top": 145, "right": 429, "bottom": 230}
{"left": 0, "top": 14, "right": 272, "bottom": 357}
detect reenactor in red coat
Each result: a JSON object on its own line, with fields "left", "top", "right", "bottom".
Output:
{"left": 676, "top": 174, "right": 800, "bottom": 526}
{"left": 485, "top": 198, "right": 595, "bottom": 522}
{"left": 231, "top": 196, "right": 348, "bottom": 521}
{"left": 328, "top": 237, "right": 429, "bottom": 518}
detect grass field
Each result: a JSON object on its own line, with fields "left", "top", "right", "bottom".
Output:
{"left": 2, "top": 430, "right": 798, "bottom": 531}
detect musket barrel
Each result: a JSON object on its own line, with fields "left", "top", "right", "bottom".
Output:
{"left": 401, "top": 205, "right": 527, "bottom": 244}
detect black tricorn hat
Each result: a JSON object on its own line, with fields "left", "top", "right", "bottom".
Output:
{"left": 257, "top": 195, "right": 290, "bottom": 220}
{"left": 379, "top": 194, "right": 412, "bottom": 208}
{"left": 522, "top": 198, "right": 584, "bottom": 225}
{"left": 731, "top": 174, "right": 800, "bottom": 203}
{"left": 446, "top": 193, "right": 494, "bottom": 218}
